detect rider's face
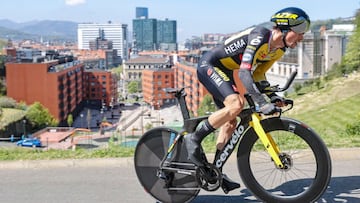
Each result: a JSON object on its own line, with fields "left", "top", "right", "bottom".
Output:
{"left": 285, "top": 30, "right": 304, "bottom": 49}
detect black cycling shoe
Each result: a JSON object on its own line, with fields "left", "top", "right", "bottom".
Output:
{"left": 184, "top": 134, "right": 205, "bottom": 167}
{"left": 221, "top": 174, "right": 240, "bottom": 194}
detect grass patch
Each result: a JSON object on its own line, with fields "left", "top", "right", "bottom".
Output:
{"left": 288, "top": 94, "right": 360, "bottom": 148}
{"left": 0, "top": 146, "right": 135, "bottom": 161}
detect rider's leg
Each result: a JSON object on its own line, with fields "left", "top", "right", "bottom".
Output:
{"left": 216, "top": 118, "right": 237, "bottom": 153}
{"left": 185, "top": 94, "right": 243, "bottom": 166}
{"left": 213, "top": 120, "right": 241, "bottom": 193}
{"left": 213, "top": 96, "right": 243, "bottom": 193}
{"left": 215, "top": 94, "right": 244, "bottom": 157}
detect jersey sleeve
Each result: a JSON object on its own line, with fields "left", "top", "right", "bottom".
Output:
{"left": 252, "top": 52, "right": 283, "bottom": 82}
{"left": 239, "top": 28, "right": 269, "bottom": 70}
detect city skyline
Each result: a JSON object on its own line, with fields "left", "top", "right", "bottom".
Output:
{"left": 0, "top": 0, "right": 358, "bottom": 42}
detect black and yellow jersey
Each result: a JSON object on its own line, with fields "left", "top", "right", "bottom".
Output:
{"left": 201, "top": 26, "right": 285, "bottom": 82}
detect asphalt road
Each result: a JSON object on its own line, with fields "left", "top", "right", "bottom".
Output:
{"left": 0, "top": 148, "right": 359, "bottom": 203}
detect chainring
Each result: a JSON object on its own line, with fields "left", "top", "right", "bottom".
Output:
{"left": 195, "top": 163, "right": 222, "bottom": 191}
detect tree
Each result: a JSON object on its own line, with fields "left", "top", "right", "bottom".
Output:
{"left": 26, "top": 102, "right": 58, "bottom": 131}
{"left": 343, "top": 9, "right": 360, "bottom": 72}
{"left": 197, "top": 94, "right": 217, "bottom": 116}
{"left": 67, "top": 114, "right": 74, "bottom": 127}
{"left": 127, "top": 81, "right": 139, "bottom": 94}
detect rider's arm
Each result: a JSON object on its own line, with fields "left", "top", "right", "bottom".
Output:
{"left": 239, "top": 27, "right": 285, "bottom": 104}
{"left": 238, "top": 27, "right": 272, "bottom": 106}
{"left": 252, "top": 58, "right": 283, "bottom": 99}
{"left": 239, "top": 68, "right": 267, "bottom": 106}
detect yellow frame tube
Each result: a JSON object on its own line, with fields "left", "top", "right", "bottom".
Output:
{"left": 250, "top": 113, "right": 284, "bottom": 169}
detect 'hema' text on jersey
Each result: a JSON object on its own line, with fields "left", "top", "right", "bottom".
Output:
{"left": 224, "top": 39, "right": 246, "bottom": 55}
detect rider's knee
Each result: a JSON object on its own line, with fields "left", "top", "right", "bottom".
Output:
{"left": 225, "top": 98, "right": 244, "bottom": 118}
{"left": 223, "top": 119, "right": 237, "bottom": 130}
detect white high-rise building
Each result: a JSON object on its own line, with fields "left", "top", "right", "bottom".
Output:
{"left": 77, "top": 22, "right": 128, "bottom": 60}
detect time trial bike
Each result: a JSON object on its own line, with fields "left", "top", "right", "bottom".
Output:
{"left": 134, "top": 71, "right": 332, "bottom": 203}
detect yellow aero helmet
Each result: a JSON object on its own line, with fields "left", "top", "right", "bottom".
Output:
{"left": 271, "top": 7, "right": 311, "bottom": 34}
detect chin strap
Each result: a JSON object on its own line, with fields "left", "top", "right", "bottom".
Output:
{"left": 282, "top": 30, "right": 289, "bottom": 48}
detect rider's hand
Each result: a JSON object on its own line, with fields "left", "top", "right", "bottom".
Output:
{"left": 259, "top": 103, "right": 278, "bottom": 115}
{"left": 270, "top": 95, "right": 287, "bottom": 107}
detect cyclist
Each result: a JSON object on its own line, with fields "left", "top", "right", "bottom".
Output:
{"left": 185, "top": 7, "right": 310, "bottom": 192}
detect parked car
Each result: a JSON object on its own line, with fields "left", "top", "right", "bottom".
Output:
{"left": 16, "top": 138, "right": 42, "bottom": 148}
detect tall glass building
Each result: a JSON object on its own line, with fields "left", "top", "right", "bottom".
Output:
{"left": 77, "top": 22, "right": 128, "bottom": 60}
{"left": 133, "top": 18, "right": 157, "bottom": 51}
{"left": 157, "top": 19, "right": 177, "bottom": 51}
{"left": 132, "top": 18, "right": 177, "bottom": 51}
{"left": 136, "top": 7, "right": 148, "bottom": 19}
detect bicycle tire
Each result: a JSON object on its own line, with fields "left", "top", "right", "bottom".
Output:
{"left": 134, "top": 127, "right": 200, "bottom": 203}
{"left": 237, "top": 117, "right": 332, "bottom": 203}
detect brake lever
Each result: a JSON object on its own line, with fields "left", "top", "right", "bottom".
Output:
{"left": 282, "top": 99, "right": 293, "bottom": 113}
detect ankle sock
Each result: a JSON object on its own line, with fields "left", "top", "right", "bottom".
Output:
{"left": 192, "top": 120, "right": 216, "bottom": 143}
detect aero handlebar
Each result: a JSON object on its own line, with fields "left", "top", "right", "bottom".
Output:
{"left": 277, "top": 70, "right": 298, "bottom": 92}
{"left": 258, "top": 70, "right": 298, "bottom": 94}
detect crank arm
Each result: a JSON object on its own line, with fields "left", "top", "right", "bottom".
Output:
{"left": 167, "top": 187, "right": 200, "bottom": 191}
{"left": 161, "top": 166, "right": 196, "bottom": 176}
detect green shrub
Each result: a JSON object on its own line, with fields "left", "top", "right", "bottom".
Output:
{"left": 0, "top": 97, "right": 17, "bottom": 108}
{"left": 346, "top": 113, "right": 360, "bottom": 136}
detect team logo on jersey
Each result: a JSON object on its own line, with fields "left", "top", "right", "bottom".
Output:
{"left": 214, "top": 67, "right": 230, "bottom": 82}
{"left": 207, "top": 68, "right": 213, "bottom": 76}
{"left": 242, "top": 53, "right": 252, "bottom": 62}
{"left": 250, "top": 36, "right": 263, "bottom": 46}
{"left": 208, "top": 67, "right": 230, "bottom": 87}
{"left": 240, "top": 62, "right": 251, "bottom": 70}
{"left": 224, "top": 39, "right": 246, "bottom": 55}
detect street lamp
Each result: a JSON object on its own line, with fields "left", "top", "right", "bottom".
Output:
{"left": 80, "top": 113, "right": 84, "bottom": 128}
{"left": 22, "top": 119, "right": 26, "bottom": 138}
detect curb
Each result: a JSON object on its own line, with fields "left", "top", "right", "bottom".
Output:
{"left": 0, "top": 148, "right": 358, "bottom": 169}
{"left": 0, "top": 157, "right": 134, "bottom": 169}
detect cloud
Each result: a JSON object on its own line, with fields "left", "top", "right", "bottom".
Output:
{"left": 65, "top": 0, "right": 86, "bottom": 6}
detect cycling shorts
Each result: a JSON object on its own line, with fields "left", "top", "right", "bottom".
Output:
{"left": 197, "top": 62, "right": 239, "bottom": 109}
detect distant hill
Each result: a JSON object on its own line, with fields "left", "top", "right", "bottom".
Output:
{"left": 0, "top": 19, "right": 77, "bottom": 42}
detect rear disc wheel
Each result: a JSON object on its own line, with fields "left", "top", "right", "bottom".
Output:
{"left": 134, "top": 127, "right": 200, "bottom": 203}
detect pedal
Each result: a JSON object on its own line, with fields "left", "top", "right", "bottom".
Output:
{"left": 221, "top": 174, "right": 240, "bottom": 194}
{"left": 157, "top": 170, "right": 168, "bottom": 180}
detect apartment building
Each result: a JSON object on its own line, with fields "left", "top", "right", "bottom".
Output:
{"left": 267, "top": 30, "right": 351, "bottom": 86}
{"left": 83, "top": 69, "right": 118, "bottom": 108}
{"left": 6, "top": 54, "right": 118, "bottom": 124}
{"left": 173, "top": 63, "right": 208, "bottom": 116}
{"left": 129, "top": 51, "right": 207, "bottom": 115}
{"left": 6, "top": 59, "right": 84, "bottom": 123}
{"left": 123, "top": 55, "right": 171, "bottom": 81}
{"left": 142, "top": 68, "right": 174, "bottom": 109}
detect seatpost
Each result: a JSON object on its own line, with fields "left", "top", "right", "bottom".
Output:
{"left": 175, "top": 88, "right": 190, "bottom": 120}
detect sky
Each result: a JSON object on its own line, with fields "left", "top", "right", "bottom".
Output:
{"left": 0, "top": 0, "right": 358, "bottom": 42}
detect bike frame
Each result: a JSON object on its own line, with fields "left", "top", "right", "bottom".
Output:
{"left": 160, "top": 91, "right": 284, "bottom": 170}
{"left": 212, "top": 109, "right": 284, "bottom": 170}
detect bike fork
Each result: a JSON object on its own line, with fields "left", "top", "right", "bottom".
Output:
{"left": 250, "top": 113, "right": 284, "bottom": 169}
